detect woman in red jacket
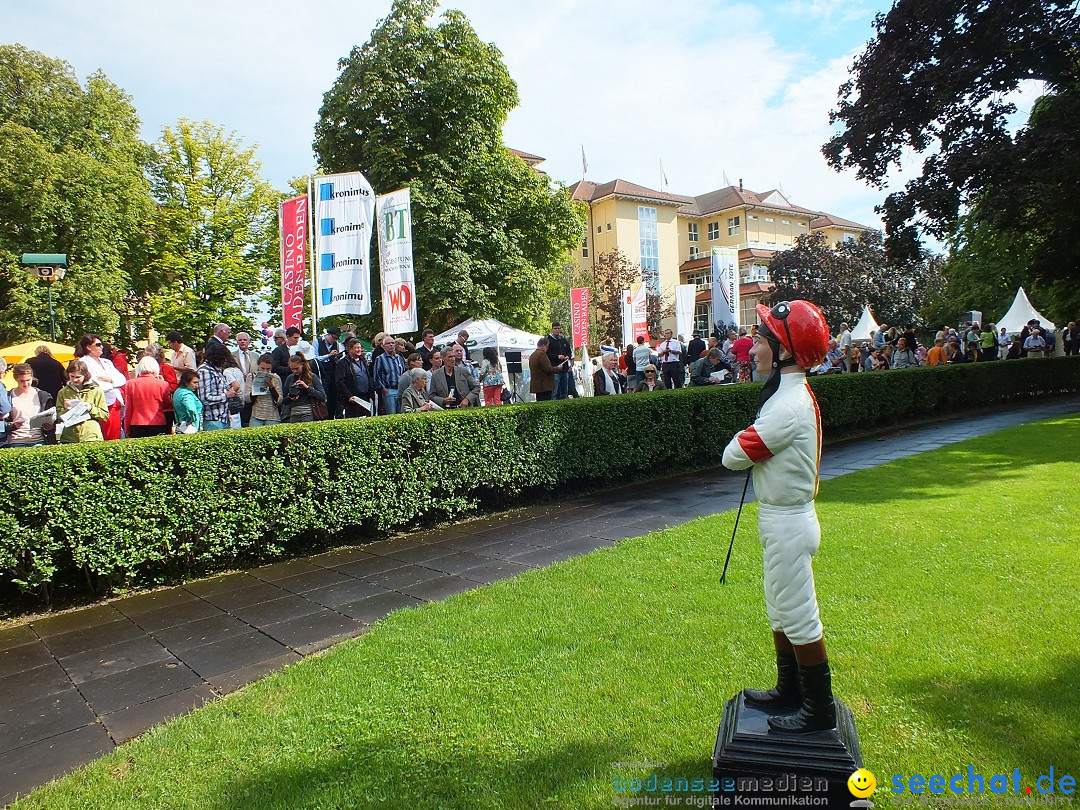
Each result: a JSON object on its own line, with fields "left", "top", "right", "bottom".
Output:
{"left": 123, "top": 356, "right": 172, "bottom": 438}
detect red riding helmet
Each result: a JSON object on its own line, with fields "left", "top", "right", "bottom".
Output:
{"left": 755, "top": 300, "right": 830, "bottom": 369}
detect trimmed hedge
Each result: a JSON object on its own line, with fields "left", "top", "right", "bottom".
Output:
{"left": 2, "top": 357, "right": 1079, "bottom": 598}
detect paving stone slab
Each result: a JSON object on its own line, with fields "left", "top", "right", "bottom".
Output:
{"left": 304, "top": 546, "right": 378, "bottom": 566}
{"left": 229, "top": 595, "right": 326, "bottom": 627}
{"left": 250, "top": 559, "right": 323, "bottom": 582}
{"left": 303, "top": 578, "right": 392, "bottom": 609}
{"left": 261, "top": 610, "right": 364, "bottom": 650}
{"left": 0, "top": 722, "right": 114, "bottom": 806}
{"left": 31, "top": 605, "right": 125, "bottom": 638}
{"left": 399, "top": 575, "right": 476, "bottom": 602}
{"left": 206, "top": 652, "right": 301, "bottom": 695}
{"left": 182, "top": 572, "right": 260, "bottom": 597}
{"left": 151, "top": 613, "right": 253, "bottom": 654}
{"left": 0, "top": 624, "right": 38, "bottom": 651}
{"left": 273, "top": 568, "right": 354, "bottom": 595}
{"left": 0, "top": 688, "right": 97, "bottom": 754}
{"left": 336, "top": 591, "right": 423, "bottom": 624}
{"left": 40, "top": 618, "right": 146, "bottom": 660}
{"left": 364, "top": 563, "right": 446, "bottom": 591}
{"left": 60, "top": 635, "right": 173, "bottom": 685}
{"left": 100, "top": 684, "right": 217, "bottom": 744}
{"left": 179, "top": 632, "right": 290, "bottom": 679}
{"left": 112, "top": 587, "right": 198, "bottom": 618}
{"left": 0, "top": 640, "right": 55, "bottom": 679}
{"left": 0, "top": 661, "right": 72, "bottom": 711}
{"left": 78, "top": 659, "right": 201, "bottom": 716}
{"left": 457, "top": 560, "right": 534, "bottom": 585}
{"left": 199, "top": 582, "right": 290, "bottom": 612}
{"left": 328, "top": 555, "right": 409, "bottom": 579}
{"left": 419, "top": 550, "right": 497, "bottom": 575}
{"left": 130, "top": 598, "right": 225, "bottom": 632}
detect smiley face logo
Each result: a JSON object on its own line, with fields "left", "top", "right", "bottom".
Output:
{"left": 848, "top": 769, "right": 876, "bottom": 798}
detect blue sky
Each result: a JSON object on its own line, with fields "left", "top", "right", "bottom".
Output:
{"left": 5, "top": 0, "right": 1025, "bottom": 235}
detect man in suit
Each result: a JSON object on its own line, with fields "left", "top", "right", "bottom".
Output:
{"left": 529, "top": 337, "right": 561, "bottom": 401}
{"left": 416, "top": 329, "right": 437, "bottom": 370}
{"left": 428, "top": 348, "right": 479, "bottom": 408}
{"left": 205, "top": 323, "right": 231, "bottom": 354}
{"left": 231, "top": 331, "right": 261, "bottom": 426}
{"left": 315, "top": 326, "right": 343, "bottom": 418}
{"left": 545, "top": 322, "right": 572, "bottom": 399}
{"left": 687, "top": 331, "right": 707, "bottom": 364}
{"left": 592, "top": 351, "right": 626, "bottom": 395}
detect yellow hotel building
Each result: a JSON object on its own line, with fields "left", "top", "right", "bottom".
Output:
{"left": 565, "top": 176, "right": 871, "bottom": 336}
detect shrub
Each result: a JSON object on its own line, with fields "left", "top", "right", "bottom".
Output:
{"left": 2, "top": 357, "right": 1078, "bottom": 598}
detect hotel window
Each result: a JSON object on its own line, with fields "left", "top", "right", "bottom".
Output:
{"left": 748, "top": 215, "right": 758, "bottom": 221}
{"left": 764, "top": 217, "right": 774, "bottom": 223}
{"left": 694, "top": 302, "right": 711, "bottom": 336}
{"left": 728, "top": 216, "right": 741, "bottom": 236}
{"left": 581, "top": 237, "right": 589, "bottom": 257}
{"left": 707, "top": 221, "right": 720, "bottom": 240}
{"left": 638, "top": 206, "right": 660, "bottom": 295}
{"left": 781, "top": 220, "right": 790, "bottom": 225}
{"left": 689, "top": 245, "right": 699, "bottom": 259}
{"left": 797, "top": 222, "right": 806, "bottom": 228}
{"left": 688, "top": 222, "right": 698, "bottom": 242}
{"left": 843, "top": 233, "right": 856, "bottom": 242}
{"left": 607, "top": 223, "right": 612, "bottom": 231}
{"left": 597, "top": 225, "right": 602, "bottom": 234}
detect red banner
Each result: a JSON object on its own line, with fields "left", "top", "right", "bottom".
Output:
{"left": 571, "top": 287, "right": 590, "bottom": 348}
{"left": 280, "top": 195, "right": 308, "bottom": 330}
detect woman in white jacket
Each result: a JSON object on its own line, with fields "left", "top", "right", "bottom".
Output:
{"left": 75, "top": 334, "right": 129, "bottom": 440}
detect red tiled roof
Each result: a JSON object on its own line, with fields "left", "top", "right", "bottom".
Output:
{"left": 569, "top": 178, "right": 691, "bottom": 206}
{"left": 809, "top": 213, "right": 871, "bottom": 231}
{"left": 678, "top": 186, "right": 819, "bottom": 218}
{"left": 508, "top": 148, "right": 545, "bottom": 166}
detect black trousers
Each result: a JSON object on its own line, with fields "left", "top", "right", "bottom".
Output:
{"left": 534, "top": 390, "right": 552, "bottom": 401}
{"left": 661, "top": 362, "right": 684, "bottom": 389}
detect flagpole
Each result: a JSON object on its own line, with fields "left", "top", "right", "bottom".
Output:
{"left": 307, "top": 174, "right": 319, "bottom": 339}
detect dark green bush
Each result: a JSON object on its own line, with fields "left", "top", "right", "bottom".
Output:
{"left": 2, "top": 357, "right": 1078, "bottom": 597}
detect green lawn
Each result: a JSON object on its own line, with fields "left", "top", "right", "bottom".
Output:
{"left": 17, "top": 416, "right": 1080, "bottom": 809}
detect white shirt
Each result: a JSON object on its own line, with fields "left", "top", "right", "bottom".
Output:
{"left": 838, "top": 330, "right": 852, "bottom": 350}
{"left": 80, "top": 354, "right": 128, "bottom": 406}
{"left": 658, "top": 339, "right": 683, "bottom": 363}
{"left": 722, "top": 371, "right": 821, "bottom": 507}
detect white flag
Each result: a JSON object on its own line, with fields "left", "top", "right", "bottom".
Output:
{"left": 314, "top": 171, "right": 375, "bottom": 318}
{"left": 377, "top": 188, "right": 418, "bottom": 333}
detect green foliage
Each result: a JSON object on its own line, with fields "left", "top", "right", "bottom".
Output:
{"left": 313, "top": 0, "right": 585, "bottom": 334}
{"left": 824, "top": 0, "right": 1080, "bottom": 261}
{"left": 0, "top": 45, "right": 154, "bottom": 344}
{"left": 146, "top": 119, "right": 280, "bottom": 343}
{"left": 767, "top": 230, "right": 945, "bottom": 328}
{"left": 3, "top": 359, "right": 1079, "bottom": 599}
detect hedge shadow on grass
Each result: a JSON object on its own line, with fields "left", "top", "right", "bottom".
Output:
{"left": 816, "top": 415, "right": 1080, "bottom": 505}
{"left": 900, "top": 654, "right": 1080, "bottom": 772}
{"left": 213, "top": 737, "right": 628, "bottom": 810}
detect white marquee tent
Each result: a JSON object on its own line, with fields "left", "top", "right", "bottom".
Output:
{"left": 996, "top": 288, "right": 1056, "bottom": 335}
{"left": 431, "top": 317, "right": 543, "bottom": 359}
{"left": 849, "top": 305, "right": 880, "bottom": 342}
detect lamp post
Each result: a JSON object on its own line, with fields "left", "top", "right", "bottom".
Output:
{"left": 20, "top": 253, "right": 68, "bottom": 341}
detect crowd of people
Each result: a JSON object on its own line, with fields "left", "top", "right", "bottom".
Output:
{"left": 2, "top": 315, "right": 1077, "bottom": 448}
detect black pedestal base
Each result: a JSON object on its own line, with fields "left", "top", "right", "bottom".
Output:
{"left": 713, "top": 692, "right": 863, "bottom": 806}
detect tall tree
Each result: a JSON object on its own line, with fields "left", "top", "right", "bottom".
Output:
{"left": 768, "top": 231, "right": 943, "bottom": 329}
{"left": 313, "top": 0, "right": 585, "bottom": 334}
{"left": 146, "top": 119, "right": 280, "bottom": 343}
{"left": 590, "top": 249, "right": 641, "bottom": 344}
{"left": 0, "top": 45, "right": 153, "bottom": 344}
{"left": 824, "top": 0, "right": 1080, "bottom": 265}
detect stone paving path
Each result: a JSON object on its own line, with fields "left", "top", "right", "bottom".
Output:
{"left": 1, "top": 395, "right": 1077, "bottom": 804}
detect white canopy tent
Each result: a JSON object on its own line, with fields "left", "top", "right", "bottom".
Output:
{"left": 431, "top": 317, "right": 543, "bottom": 360}
{"left": 996, "top": 288, "right": 1056, "bottom": 335}
{"left": 849, "top": 305, "right": 880, "bottom": 342}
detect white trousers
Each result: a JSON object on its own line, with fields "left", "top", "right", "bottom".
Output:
{"left": 758, "top": 502, "right": 823, "bottom": 646}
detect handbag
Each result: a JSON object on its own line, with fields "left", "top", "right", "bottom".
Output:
{"left": 311, "top": 399, "right": 329, "bottom": 421}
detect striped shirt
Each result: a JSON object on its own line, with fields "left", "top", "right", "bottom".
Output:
{"left": 197, "top": 363, "right": 231, "bottom": 423}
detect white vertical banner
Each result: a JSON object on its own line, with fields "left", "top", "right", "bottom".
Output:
{"left": 675, "top": 284, "right": 696, "bottom": 339}
{"left": 377, "top": 187, "right": 417, "bottom": 334}
{"left": 710, "top": 247, "right": 740, "bottom": 332}
{"left": 621, "top": 288, "right": 633, "bottom": 347}
{"left": 314, "top": 171, "right": 375, "bottom": 318}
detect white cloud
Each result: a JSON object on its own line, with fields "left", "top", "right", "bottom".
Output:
{"left": 7, "top": 0, "right": 900, "bottom": 230}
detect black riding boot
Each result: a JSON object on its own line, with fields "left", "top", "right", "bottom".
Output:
{"left": 767, "top": 660, "right": 837, "bottom": 734}
{"left": 743, "top": 652, "right": 801, "bottom": 711}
